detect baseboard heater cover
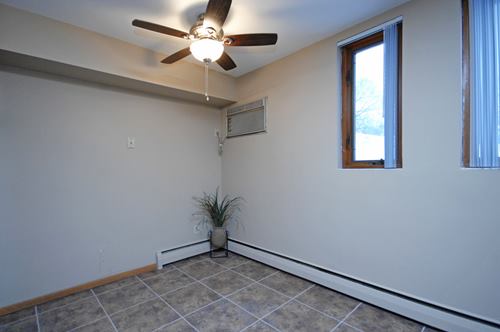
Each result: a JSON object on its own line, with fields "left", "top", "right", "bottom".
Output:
{"left": 0, "top": 240, "right": 210, "bottom": 316}
{"left": 156, "top": 240, "right": 210, "bottom": 269}
{"left": 227, "top": 239, "right": 500, "bottom": 332}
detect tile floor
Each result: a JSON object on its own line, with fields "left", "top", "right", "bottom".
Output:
{"left": 0, "top": 253, "right": 442, "bottom": 332}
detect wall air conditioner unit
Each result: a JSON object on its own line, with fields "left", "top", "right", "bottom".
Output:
{"left": 226, "top": 97, "right": 267, "bottom": 138}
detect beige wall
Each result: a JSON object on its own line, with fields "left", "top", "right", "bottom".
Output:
{"left": 224, "top": 0, "right": 500, "bottom": 323}
{"left": 0, "top": 66, "right": 221, "bottom": 307}
{"left": 2, "top": 0, "right": 499, "bottom": 326}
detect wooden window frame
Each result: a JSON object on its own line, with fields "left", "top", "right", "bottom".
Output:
{"left": 462, "top": 0, "right": 471, "bottom": 167}
{"left": 341, "top": 24, "right": 403, "bottom": 169}
{"left": 462, "top": 0, "right": 500, "bottom": 167}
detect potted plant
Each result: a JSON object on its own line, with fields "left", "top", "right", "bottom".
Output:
{"left": 193, "top": 188, "right": 243, "bottom": 250}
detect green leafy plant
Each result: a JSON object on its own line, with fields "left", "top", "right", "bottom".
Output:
{"left": 193, "top": 188, "right": 243, "bottom": 228}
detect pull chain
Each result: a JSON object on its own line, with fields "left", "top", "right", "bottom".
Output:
{"left": 204, "top": 61, "right": 210, "bottom": 101}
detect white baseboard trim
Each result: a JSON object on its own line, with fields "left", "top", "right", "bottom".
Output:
{"left": 228, "top": 239, "right": 500, "bottom": 332}
{"left": 156, "top": 240, "right": 210, "bottom": 269}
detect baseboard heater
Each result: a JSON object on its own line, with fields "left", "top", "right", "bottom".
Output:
{"left": 156, "top": 240, "right": 210, "bottom": 269}
{"left": 227, "top": 239, "right": 500, "bottom": 332}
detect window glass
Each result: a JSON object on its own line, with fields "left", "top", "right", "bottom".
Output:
{"left": 354, "top": 43, "right": 385, "bottom": 161}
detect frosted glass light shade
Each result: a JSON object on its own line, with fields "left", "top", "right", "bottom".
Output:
{"left": 190, "top": 39, "right": 224, "bottom": 62}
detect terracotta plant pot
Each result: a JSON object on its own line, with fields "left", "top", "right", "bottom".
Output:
{"left": 211, "top": 227, "right": 227, "bottom": 249}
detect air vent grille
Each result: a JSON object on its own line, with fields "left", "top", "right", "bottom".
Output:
{"left": 227, "top": 97, "right": 267, "bottom": 138}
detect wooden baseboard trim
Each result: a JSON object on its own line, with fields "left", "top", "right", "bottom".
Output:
{"left": 0, "top": 263, "right": 156, "bottom": 316}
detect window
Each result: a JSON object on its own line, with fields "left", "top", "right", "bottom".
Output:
{"left": 462, "top": 0, "right": 500, "bottom": 168}
{"left": 341, "top": 22, "right": 402, "bottom": 168}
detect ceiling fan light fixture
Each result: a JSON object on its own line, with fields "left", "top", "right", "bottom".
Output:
{"left": 190, "top": 38, "right": 224, "bottom": 63}
{"left": 133, "top": 0, "right": 278, "bottom": 72}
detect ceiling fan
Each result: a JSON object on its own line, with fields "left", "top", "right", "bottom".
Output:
{"left": 132, "top": 0, "right": 278, "bottom": 71}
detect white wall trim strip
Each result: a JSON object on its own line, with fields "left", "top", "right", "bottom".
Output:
{"left": 337, "top": 16, "right": 403, "bottom": 47}
{"left": 228, "top": 239, "right": 499, "bottom": 332}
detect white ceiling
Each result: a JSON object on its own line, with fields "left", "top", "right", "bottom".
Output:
{"left": 0, "top": 0, "right": 409, "bottom": 77}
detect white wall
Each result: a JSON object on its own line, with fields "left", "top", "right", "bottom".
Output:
{"left": 0, "top": 66, "right": 221, "bottom": 307}
{"left": 223, "top": 0, "right": 500, "bottom": 324}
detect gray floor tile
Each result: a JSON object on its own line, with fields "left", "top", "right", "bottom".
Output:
{"left": 173, "top": 254, "right": 209, "bottom": 269}
{"left": 162, "top": 282, "right": 220, "bottom": 316}
{"left": 179, "top": 260, "right": 227, "bottom": 280}
{"left": 0, "top": 307, "right": 35, "bottom": 326}
{"left": 229, "top": 284, "right": 289, "bottom": 318}
{"left": 1, "top": 254, "right": 435, "bottom": 332}
{"left": 345, "top": 303, "right": 423, "bottom": 332}
{"left": 210, "top": 253, "right": 251, "bottom": 268}
{"left": 264, "top": 300, "right": 338, "bottom": 332}
{"left": 143, "top": 269, "right": 194, "bottom": 295}
{"left": 333, "top": 323, "right": 362, "bottom": 332}
{"left": 186, "top": 299, "right": 256, "bottom": 332}
{"left": 39, "top": 297, "right": 105, "bottom": 332}
{"left": 202, "top": 270, "right": 254, "bottom": 296}
{"left": 244, "top": 321, "right": 278, "bottom": 332}
{"left": 0, "top": 317, "right": 37, "bottom": 332}
{"left": 424, "top": 327, "right": 444, "bottom": 332}
{"left": 72, "top": 318, "right": 115, "bottom": 332}
{"left": 156, "top": 319, "right": 196, "bottom": 332}
{"left": 38, "top": 290, "right": 93, "bottom": 313}
{"left": 260, "top": 272, "right": 312, "bottom": 297}
{"left": 110, "top": 298, "right": 179, "bottom": 332}
{"left": 137, "top": 265, "right": 175, "bottom": 280}
{"left": 297, "top": 285, "right": 360, "bottom": 320}
{"left": 232, "top": 261, "right": 277, "bottom": 281}
{"left": 92, "top": 276, "right": 138, "bottom": 295}
{"left": 96, "top": 282, "right": 155, "bottom": 314}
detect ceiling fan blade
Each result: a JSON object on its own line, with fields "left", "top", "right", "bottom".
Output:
{"left": 132, "top": 19, "right": 189, "bottom": 39}
{"left": 216, "top": 52, "right": 237, "bottom": 71}
{"left": 225, "top": 33, "right": 278, "bottom": 46}
{"left": 204, "top": 0, "right": 232, "bottom": 29}
{"left": 161, "top": 48, "right": 191, "bottom": 64}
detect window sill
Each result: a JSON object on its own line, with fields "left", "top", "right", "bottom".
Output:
{"left": 460, "top": 167, "right": 500, "bottom": 170}
{"left": 339, "top": 167, "right": 403, "bottom": 171}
